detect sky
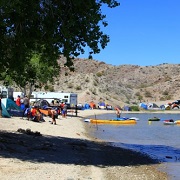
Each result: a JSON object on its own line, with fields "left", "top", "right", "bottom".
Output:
{"left": 78, "top": 0, "right": 180, "bottom": 66}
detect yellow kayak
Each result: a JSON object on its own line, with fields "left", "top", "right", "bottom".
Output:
{"left": 175, "top": 120, "right": 180, "bottom": 124}
{"left": 90, "top": 119, "right": 137, "bottom": 124}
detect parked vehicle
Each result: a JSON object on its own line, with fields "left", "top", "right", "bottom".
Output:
{"left": 172, "top": 100, "right": 180, "bottom": 105}
{"left": 169, "top": 100, "right": 180, "bottom": 109}
{"left": 171, "top": 103, "right": 179, "bottom": 109}
{"left": 77, "top": 103, "right": 83, "bottom": 110}
{"left": 0, "top": 86, "right": 14, "bottom": 100}
{"left": 30, "top": 91, "right": 78, "bottom": 108}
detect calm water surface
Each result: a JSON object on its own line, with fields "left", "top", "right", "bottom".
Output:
{"left": 86, "top": 112, "right": 180, "bottom": 180}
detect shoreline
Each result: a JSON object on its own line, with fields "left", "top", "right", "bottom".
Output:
{"left": 81, "top": 109, "right": 169, "bottom": 179}
{"left": 0, "top": 109, "right": 169, "bottom": 179}
{"left": 75, "top": 109, "right": 170, "bottom": 180}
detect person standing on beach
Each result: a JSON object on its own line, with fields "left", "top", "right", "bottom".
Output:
{"left": 60, "top": 102, "right": 64, "bottom": 115}
{"left": 62, "top": 103, "right": 67, "bottom": 118}
{"left": 22, "top": 95, "right": 30, "bottom": 119}
{"left": 16, "top": 95, "right": 21, "bottom": 106}
{"left": 23, "top": 95, "right": 30, "bottom": 110}
{"left": 51, "top": 109, "right": 57, "bottom": 125}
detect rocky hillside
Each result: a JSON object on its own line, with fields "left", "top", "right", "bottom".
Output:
{"left": 50, "top": 58, "right": 180, "bottom": 107}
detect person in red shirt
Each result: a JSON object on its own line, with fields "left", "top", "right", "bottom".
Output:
{"left": 59, "top": 102, "right": 64, "bottom": 115}
{"left": 30, "top": 106, "right": 42, "bottom": 122}
{"left": 31, "top": 107, "right": 37, "bottom": 117}
{"left": 16, "top": 95, "right": 21, "bottom": 106}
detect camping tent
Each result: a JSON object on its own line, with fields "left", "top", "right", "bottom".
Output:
{"left": 164, "top": 104, "right": 171, "bottom": 110}
{"left": 1, "top": 98, "right": 23, "bottom": 117}
{"left": 98, "top": 102, "right": 106, "bottom": 109}
{"left": 84, "top": 103, "right": 90, "bottom": 109}
{"left": 139, "top": 103, "right": 148, "bottom": 110}
{"left": 123, "top": 106, "right": 131, "bottom": 111}
{"left": 2, "top": 98, "right": 21, "bottom": 110}
{"left": 147, "top": 103, "right": 159, "bottom": 109}
{"left": 34, "top": 99, "right": 50, "bottom": 108}
{"left": 89, "top": 101, "right": 96, "bottom": 109}
{"left": 1, "top": 103, "right": 11, "bottom": 118}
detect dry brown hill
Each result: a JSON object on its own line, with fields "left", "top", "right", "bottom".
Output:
{"left": 50, "top": 58, "right": 180, "bottom": 107}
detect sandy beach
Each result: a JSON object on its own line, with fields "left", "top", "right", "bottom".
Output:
{"left": 0, "top": 109, "right": 169, "bottom": 180}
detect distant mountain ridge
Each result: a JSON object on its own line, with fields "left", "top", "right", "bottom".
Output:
{"left": 52, "top": 58, "right": 180, "bottom": 107}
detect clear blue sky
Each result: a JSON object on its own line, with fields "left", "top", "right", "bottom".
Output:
{"left": 78, "top": 0, "right": 180, "bottom": 66}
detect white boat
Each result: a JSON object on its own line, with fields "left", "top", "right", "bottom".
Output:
{"left": 163, "top": 119, "right": 177, "bottom": 125}
{"left": 129, "top": 117, "right": 139, "bottom": 121}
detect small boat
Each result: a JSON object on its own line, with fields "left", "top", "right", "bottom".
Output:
{"left": 84, "top": 119, "right": 89, "bottom": 122}
{"left": 113, "top": 117, "right": 139, "bottom": 121}
{"left": 148, "top": 117, "right": 160, "bottom": 121}
{"left": 163, "top": 119, "right": 176, "bottom": 125}
{"left": 89, "top": 119, "right": 137, "bottom": 124}
{"left": 129, "top": 117, "right": 139, "bottom": 121}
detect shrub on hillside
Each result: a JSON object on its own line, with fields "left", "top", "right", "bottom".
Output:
{"left": 75, "top": 86, "right": 82, "bottom": 90}
{"left": 130, "top": 106, "right": 139, "bottom": 111}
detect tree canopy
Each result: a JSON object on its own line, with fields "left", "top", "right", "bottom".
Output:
{"left": 0, "top": 0, "right": 120, "bottom": 91}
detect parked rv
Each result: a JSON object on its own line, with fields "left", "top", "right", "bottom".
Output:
{"left": 30, "top": 91, "right": 78, "bottom": 108}
{"left": 13, "top": 92, "right": 25, "bottom": 101}
{"left": 0, "top": 86, "right": 14, "bottom": 100}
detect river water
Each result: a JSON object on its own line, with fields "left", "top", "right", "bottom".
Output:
{"left": 86, "top": 112, "right": 180, "bottom": 180}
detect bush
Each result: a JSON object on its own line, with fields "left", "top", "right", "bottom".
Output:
{"left": 144, "top": 90, "right": 152, "bottom": 97}
{"left": 162, "top": 90, "right": 169, "bottom": 96}
{"left": 44, "top": 85, "right": 54, "bottom": 92}
{"left": 130, "top": 106, "right": 139, "bottom": 111}
{"left": 85, "top": 78, "right": 89, "bottom": 82}
{"left": 75, "top": 86, "right": 82, "bottom": 90}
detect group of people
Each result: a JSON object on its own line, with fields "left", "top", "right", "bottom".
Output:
{"left": 16, "top": 95, "right": 30, "bottom": 110}
{"left": 16, "top": 95, "right": 30, "bottom": 119}
{"left": 49, "top": 101, "right": 68, "bottom": 125}
{"left": 15, "top": 95, "right": 68, "bottom": 125}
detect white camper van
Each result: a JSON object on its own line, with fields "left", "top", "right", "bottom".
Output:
{"left": 30, "top": 92, "right": 78, "bottom": 108}
{"left": 0, "top": 86, "right": 14, "bottom": 99}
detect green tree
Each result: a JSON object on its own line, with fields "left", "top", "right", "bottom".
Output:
{"left": 1, "top": 52, "right": 59, "bottom": 97}
{"left": 0, "top": 0, "right": 120, "bottom": 74}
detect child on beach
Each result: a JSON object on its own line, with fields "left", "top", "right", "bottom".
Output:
{"left": 50, "top": 109, "right": 57, "bottom": 125}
